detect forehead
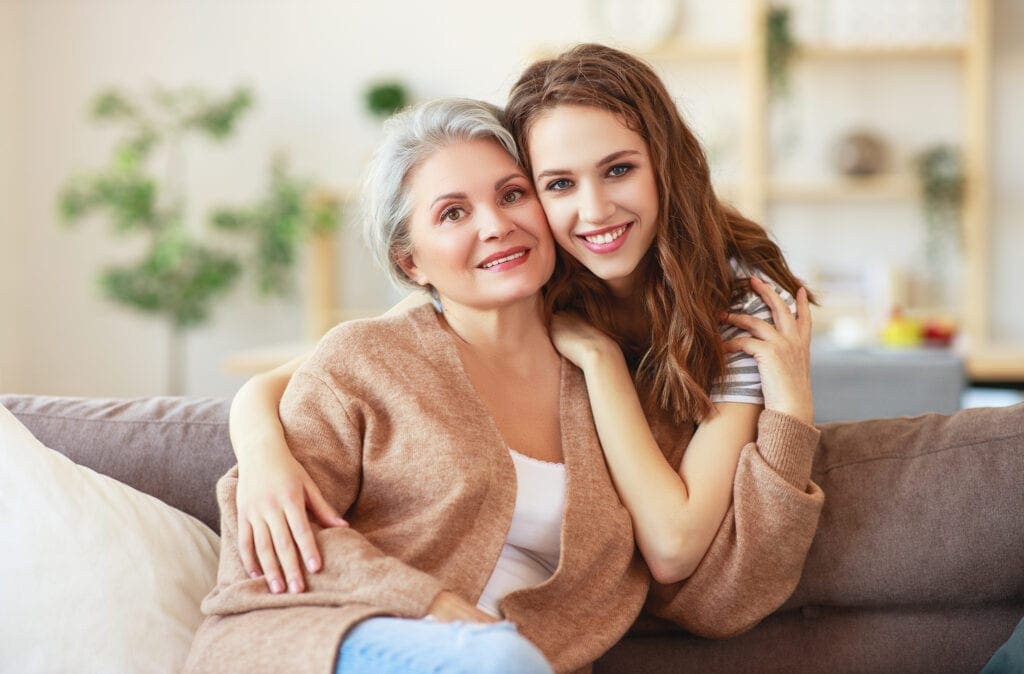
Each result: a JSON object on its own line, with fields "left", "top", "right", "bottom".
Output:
{"left": 409, "top": 138, "right": 520, "bottom": 200}
{"left": 528, "top": 105, "right": 645, "bottom": 164}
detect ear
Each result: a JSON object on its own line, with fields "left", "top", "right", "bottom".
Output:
{"left": 396, "top": 251, "right": 430, "bottom": 287}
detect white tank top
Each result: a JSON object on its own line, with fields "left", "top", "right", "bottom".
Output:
{"left": 476, "top": 448, "right": 566, "bottom": 617}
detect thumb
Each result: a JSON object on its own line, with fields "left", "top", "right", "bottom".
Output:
{"left": 305, "top": 480, "right": 348, "bottom": 528}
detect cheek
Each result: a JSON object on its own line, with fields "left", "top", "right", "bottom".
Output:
{"left": 643, "top": 178, "right": 660, "bottom": 219}
{"left": 539, "top": 197, "right": 575, "bottom": 245}
{"left": 416, "top": 235, "right": 472, "bottom": 275}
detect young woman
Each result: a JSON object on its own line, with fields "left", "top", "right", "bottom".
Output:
{"left": 187, "top": 98, "right": 656, "bottom": 674}
{"left": 228, "top": 43, "right": 824, "bottom": 639}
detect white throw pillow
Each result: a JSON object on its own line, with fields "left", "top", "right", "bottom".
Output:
{"left": 0, "top": 403, "right": 220, "bottom": 674}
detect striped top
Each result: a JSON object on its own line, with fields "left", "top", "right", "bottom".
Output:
{"left": 710, "top": 259, "right": 797, "bottom": 405}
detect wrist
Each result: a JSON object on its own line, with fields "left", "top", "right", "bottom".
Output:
{"left": 235, "top": 437, "right": 293, "bottom": 470}
{"left": 579, "top": 339, "right": 624, "bottom": 371}
{"left": 771, "top": 403, "right": 814, "bottom": 426}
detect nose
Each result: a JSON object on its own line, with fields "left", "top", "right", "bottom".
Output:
{"left": 579, "top": 181, "right": 615, "bottom": 226}
{"left": 478, "top": 206, "right": 516, "bottom": 241}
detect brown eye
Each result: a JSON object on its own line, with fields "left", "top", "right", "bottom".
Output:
{"left": 440, "top": 207, "right": 466, "bottom": 223}
{"left": 502, "top": 188, "right": 524, "bottom": 204}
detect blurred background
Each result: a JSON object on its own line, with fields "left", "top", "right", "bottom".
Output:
{"left": 1, "top": 0, "right": 1021, "bottom": 417}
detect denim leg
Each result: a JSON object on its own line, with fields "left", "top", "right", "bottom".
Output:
{"left": 981, "top": 615, "right": 1024, "bottom": 674}
{"left": 334, "top": 617, "right": 554, "bottom": 674}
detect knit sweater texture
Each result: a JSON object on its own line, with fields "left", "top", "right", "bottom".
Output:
{"left": 184, "top": 305, "right": 649, "bottom": 674}
{"left": 185, "top": 304, "right": 826, "bottom": 673}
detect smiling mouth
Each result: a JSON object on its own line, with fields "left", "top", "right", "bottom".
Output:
{"left": 479, "top": 249, "right": 528, "bottom": 269}
{"left": 578, "top": 222, "right": 632, "bottom": 245}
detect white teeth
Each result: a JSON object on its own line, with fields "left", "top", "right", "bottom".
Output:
{"left": 583, "top": 224, "right": 627, "bottom": 245}
{"left": 481, "top": 250, "right": 526, "bottom": 269}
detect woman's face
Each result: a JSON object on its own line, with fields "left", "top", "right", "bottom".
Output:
{"left": 527, "top": 104, "right": 660, "bottom": 298}
{"left": 399, "top": 138, "right": 555, "bottom": 311}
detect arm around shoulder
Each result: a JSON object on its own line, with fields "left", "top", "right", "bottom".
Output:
{"left": 206, "top": 368, "right": 446, "bottom": 620}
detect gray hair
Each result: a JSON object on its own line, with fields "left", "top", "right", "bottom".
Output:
{"left": 361, "top": 98, "right": 520, "bottom": 289}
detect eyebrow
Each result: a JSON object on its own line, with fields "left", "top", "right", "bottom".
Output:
{"left": 431, "top": 192, "right": 466, "bottom": 208}
{"left": 534, "top": 150, "right": 641, "bottom": 180}
{"left": 430, "top": 173, "right": 527, "bottom": 208}
{"left": 494, "top": 172, "right": 526, "bottom": 190}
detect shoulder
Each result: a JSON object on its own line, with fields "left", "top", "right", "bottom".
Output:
{"left": 304, "top": 303, "right": 436, "bottom": 379}
{"left": 726, "top": 258, "right": 796, "bottom": 319}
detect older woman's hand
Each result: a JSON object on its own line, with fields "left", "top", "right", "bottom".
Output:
{"left": 722, "top": 278, "right": 814, "bottom": 425}
{"left": 236, "top": 448, "right": 348, "bottom": 594}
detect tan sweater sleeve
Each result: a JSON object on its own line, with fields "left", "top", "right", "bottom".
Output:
{"left": 645, "top": 410, "right": 825, "bottom": 638}
{"left": 201, "top": 370, "right": 445, "bottom": 620}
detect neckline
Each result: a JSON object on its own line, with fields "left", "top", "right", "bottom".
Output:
{"left": 405, "top": 302, "right": 575, "bottom": 595}
{"left": 413, "top": 304, "right": 565, "bottom": 462}
{"left": 509, "top": 447, "right": 565, "bottom": 469}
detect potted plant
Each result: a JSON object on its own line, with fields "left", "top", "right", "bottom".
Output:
{"left": 58, "top": 86, "right": 340, "bottom": 393}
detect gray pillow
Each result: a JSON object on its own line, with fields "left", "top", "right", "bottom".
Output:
{"left": 1, "top": 395, "right": 234, "bottom": 531}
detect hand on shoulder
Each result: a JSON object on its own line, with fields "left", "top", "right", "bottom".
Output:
{"left": 722, "top": 277, "right": 814, "bottom": 425}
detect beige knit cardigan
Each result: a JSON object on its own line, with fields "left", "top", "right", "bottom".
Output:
{"left": 184, "top": 305, "right": 650, "bottom": 674}
{"left": 185, "top": 304, "right": 826, "bottom": 673}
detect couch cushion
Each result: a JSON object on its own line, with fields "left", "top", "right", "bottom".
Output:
{"left": 791, "top": 404, "right": 1024, "bottom": 609}
{"left": 597, "top": 603, "right": 1023, "bottom": 674}
{"left": 0, "top": 402, "right": 220, "bottom": 674}
{"left": 0, "top": 395, "right": 234, "bottom": 531}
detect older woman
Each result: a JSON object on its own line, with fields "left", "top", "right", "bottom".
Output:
{"left": 184, "top": 99, "right": 652, "bottom": 674}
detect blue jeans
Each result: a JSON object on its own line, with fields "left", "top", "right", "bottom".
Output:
{"left": 981, "top": 615, "right": 1024, "bottom": 674}
{"left": 334, "top": 617, "right": 554, "bottom": 674}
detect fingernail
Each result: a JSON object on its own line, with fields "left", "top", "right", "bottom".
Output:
{"left": 288, "top": 579, "right": 302, "bottom": 594}
{"left": 306, "top": 557, "right": 320, "bottom": 573}
{"left": 249, "top": 571, "right": 260, "bottom": 580}
{"left": 270, "top": 579, "right": 284, "bottom": 594}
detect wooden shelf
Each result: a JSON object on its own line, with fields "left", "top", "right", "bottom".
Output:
{"left": 223, "top": 342, "right": 312, "bottom": 375}
{"left": 796, "top": 44, "right": 966, "bottom": 60}
{"left": 224, "top": 307, "right": 389, "bottom": 375}
{"left": 967, "top": 345, "right": 1024, "bottom": 382}
{"left": 645, "top": 42, "right": 744, "bottom": 61}
{"left": 769, "top": 175, "right": 918, "bottom": 201}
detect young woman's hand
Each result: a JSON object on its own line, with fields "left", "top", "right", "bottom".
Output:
{"left": 427, "top": 590, "right": 500, "bottom": 624}
{"left": 722, "top": 277, "right": 814, "bottom": 425}
{"left": 236, "top": 448, "right": 348, "bottom": 594}
{"left": 549, "top": 312, "right": 620, "bottom": 370}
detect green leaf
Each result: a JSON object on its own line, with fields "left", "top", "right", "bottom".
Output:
{"left": 766, "top": 7, "right": 796, "bottom": 97}
{"left": 101, "top": 241, "right": 241, "bottom": 327}
{"left": 91, "top": 89, "right": 137, "bottom": 121}
{"left": 364, "top": 81, "right": 407, "bottom": 118}
{"left": 186, "top": 87, "right": 254, "bottom": 140}
{"left": 209, "top": 208, "right": 253, "bottom": 231}
{"left": 57, "top": 181, "right": 97, "bottom": 223}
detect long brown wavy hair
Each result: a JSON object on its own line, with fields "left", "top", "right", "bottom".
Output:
{"left": 505, "top": 43, "right": 814, "bottom": 422}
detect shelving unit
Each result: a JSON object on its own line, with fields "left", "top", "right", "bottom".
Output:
{"left": 768, "top": 175, "right": 919, "bottom": 202}
{"left": 635, "top": 0, "right": 1004, "bottom": 380}
{"left": 232, "top": 1, "right": 1016, "bottom": 382}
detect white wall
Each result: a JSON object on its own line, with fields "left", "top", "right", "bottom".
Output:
{"left": 991, "top": 0, "right": 1024, "bottom": 344}
{"left": 7, "top": 0, "right": 601, "bottom": 397}
{"left": 4, "top": 0, "right": 1023, "bottom": 398}
{"left": 0, "top": 0, "right": 25, "bottom": 391}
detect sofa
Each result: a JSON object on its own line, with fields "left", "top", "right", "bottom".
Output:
{"left": 3, "top": 393, "right": 1022, "bottom": 673}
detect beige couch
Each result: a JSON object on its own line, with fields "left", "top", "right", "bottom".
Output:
{"left": 4, "top": 394, "right": 1022, "bottom": 673}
